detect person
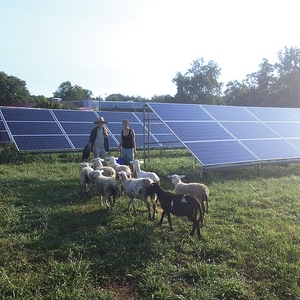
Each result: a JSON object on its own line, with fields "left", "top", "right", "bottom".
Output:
{"left": 88, "top": 117, "right": 109, "bottom": 165}
{"left": 117, "top": 119, "right": 136, "bottom": 165}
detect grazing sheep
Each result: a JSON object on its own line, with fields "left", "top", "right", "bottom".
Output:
{"left": 168, "top": 174, "right": 209, "bottom": 213}
{"left": 129, "top": 160, "right": 160, "bottom": 183}
{"left": 149, "top": 182, "right": 204, "bottom": 239}
{"left": 92, "top": 157, "right": 116, "bottom": 178}
{"left": 108, "top": 156, "right": 132, "bottom": 176}
{"left": 92, "top": 170, "right": 120, "bottom": 210}
{"left": 118, "top": 171, "right": 156, "bottom": 220}
{"left": 79, "top": 163, "right": 94, "bottom": 195}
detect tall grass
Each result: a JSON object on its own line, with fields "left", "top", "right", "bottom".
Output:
{"left": 0, "top": 147, "right": 299, "bottom": 299}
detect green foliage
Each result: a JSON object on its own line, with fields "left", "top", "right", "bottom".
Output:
{"left": 172, "top": 58, "right": 223, "bottom": 105}
{"left": 0, "top": 149, "right": 300, "bottom": 299}
{"left": 0, "top": 71, "right": 31, "bottom": 105}
{"left": 53, "top": 81, "right": 93, "bottom": 101}
{"left": 224, "top": 46, "right": 300, "bottom": 107}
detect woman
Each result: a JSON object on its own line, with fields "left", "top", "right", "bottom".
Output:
{"left": 88, "top": 117, "right": 109, "bottom": 165}
{"left": 117, "top": 119, "right": 136, "bottom": 165}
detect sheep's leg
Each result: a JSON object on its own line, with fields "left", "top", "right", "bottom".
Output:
{"left": 189, "top": 214, "right": 202, "bottom": 239}
{"left": 128, "top": 198, "right": 137, "bottom": 216}
{"left": 151, "top": 194, "right": 157, "bottom": 220}
{"left": 166, "top": 213, "right": 174, "bottom": 231}
{"left": 106, "top": 196, "right": 111, "bottom": 210}
{"left": 158, "top": 211, "right": 165, "bottom": 226}
{"left": 112, "top": 195, "right": 116, "bottom": 210}
{"left": 141, "top": 198, "right": 151, "bottom": 220}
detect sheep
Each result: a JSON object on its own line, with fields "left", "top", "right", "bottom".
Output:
{"left": 148, "top": 182, "right": 204, "bottom": 239}
{"left": 92, "top": 157, "right": 116, "bottom": 178}
{"left": 79, "top": 163, "right": 94, "bottom": 195}
{"left": 129, "top": 160, "right": 160, "bottom": 183}
{"left": 167, "top": 174, "right": 209, "bottom": 214}
{"left": 108, "top": 156, "right": 132, "bottom": 176}
{"left": 118, "top": 171, "right": 156, "bottom": 220}
{"left": 91, "top": 170, "right": 120, "bottom": 210}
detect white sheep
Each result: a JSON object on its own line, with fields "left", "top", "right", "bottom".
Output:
{"left": 108, "top": 156, "right": 132, "bottom": 176}
{"left": 92, "top": 157, "right": 116, "bottom": 178}
{"left": 92, "top": 170, "right": 120, "bottom": 211}
{"left": 79, "top": 163, "right": 94, "bottom": 195}
{"left": 129, "top": 160, "right": 160, "bottom": 183}
{"left": 167, "top": 174, "right": 209, "bottom": 213}
{"left": 118, "top": 171, "right": 156, "bottom": 220}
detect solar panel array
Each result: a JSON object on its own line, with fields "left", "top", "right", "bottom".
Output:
{"left": 147, "top": 103, "right": 300, "bottom": 168}
{"left": 0, "top": 106, "right": 181, "bottom": 152}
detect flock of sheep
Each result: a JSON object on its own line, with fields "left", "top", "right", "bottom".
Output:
{"left": 79, "top": 157, "right": 209, "bottom": 239}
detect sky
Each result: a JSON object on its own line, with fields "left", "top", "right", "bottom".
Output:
{"left": 1, "top": 0, "right": 299, "bottom": 99}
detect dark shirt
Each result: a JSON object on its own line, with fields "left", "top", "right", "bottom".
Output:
{"left": 122, "top": 129, "right": 134, "bottom": 149}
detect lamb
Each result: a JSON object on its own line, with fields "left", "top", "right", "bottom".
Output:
{"left": 148, "top": 182, "right": 204, "bottom": 239}
{"left": 91, "top": 157, "right": 116, "bottom": 178}
{"left": 129, "top": 160, "right": 160, "bottom": 183}
{"left": 118, "top": 171, "right": 156, "bottom": 220}
{"left": 167, "top": 174, "right": 209, "bottom": 214}
{"left": 91, "top": 170, "right": 120, "bottom": 210}
{"left": 108, "top": 156, "right": 132, "bottom": 176}
{"left": 79, "top": 163, "right": 94, "bottom": 195}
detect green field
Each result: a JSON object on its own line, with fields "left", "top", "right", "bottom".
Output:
{"left": 0, "top": 148, "right": 299, "bottom": 299}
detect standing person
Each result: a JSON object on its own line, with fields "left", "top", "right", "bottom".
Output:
{"left": 88, "top": 117, "right": 109, "bottom": 165}
{"left": 117, "top": 119, "right": 136, "bottom": 165}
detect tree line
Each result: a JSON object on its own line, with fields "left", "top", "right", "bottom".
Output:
{"left": 1, "top": 46, "right": 300, "bottom": 108}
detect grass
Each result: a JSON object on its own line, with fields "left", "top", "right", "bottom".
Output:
{"left": 0, "top": 147, "right": 300, "bottom": 299}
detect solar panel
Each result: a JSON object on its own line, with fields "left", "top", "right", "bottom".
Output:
{"left": 202, "top": 104, "right": 258, "bottom": 121}
{"left": 185, "top": 140, "right": 258, "bottom": 166}
{"left": 0, "top": 107, "right": 179, "bottom": 152}
{"left": 246, "top": 106, "right": 298, "bottom": 121}
{"left": 13, "top": 136, "right": 72, "bottom": 151}
{"left": 0, "top": 118, "right": 10, "bottom": 143}
{"left": 147, "top": 102, "right": 300, "bottom": 170}
{"left": 167, "top": 121, "right": 234, "bottom": 142}
{"left": 220, "top": 122, "right": 280, "bottom": 139}
{"left": 241, "top": 139, "right": 300, "bottom": 160}
{"left": 2, "top": 107, "right": 54, "bottom": 121}
{"left": 265, "top": 122, "right": 300, "bottom": 138}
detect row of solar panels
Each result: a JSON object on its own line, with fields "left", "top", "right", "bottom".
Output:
{"left": 2, "top": 103, "right": 300, "bottom": 170}
{"left": 147, "top": 103, "right": 300, "bottom": 168}
{"left": 0, "top": 106, "right": 182, "bottom": 152}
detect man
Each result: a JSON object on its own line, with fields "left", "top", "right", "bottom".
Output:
{"left": 88, "top": 117, "right": 109, "bottom": 165}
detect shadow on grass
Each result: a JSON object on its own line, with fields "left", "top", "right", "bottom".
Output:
{"left": 1, "top": 176, "right": 159, "bottom": 282}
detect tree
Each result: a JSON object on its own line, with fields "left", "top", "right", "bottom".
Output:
{"left": 272, "top": 46, "right": 300, "bottom": 107}
{"left": 53, "top": 81, "right": 92, "bottom": 101}
{"left": 224, "top": 80, "right": 251, "bottom": 106}
{"left": 172, "top": 58, "right": 223, "bottom": 104}
{"left": 0, "top": 72, "right": 31, "bottom": 105}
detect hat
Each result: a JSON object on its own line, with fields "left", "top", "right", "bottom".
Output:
{"left": 94, "top": 117, "right": 108, "bottom": 124}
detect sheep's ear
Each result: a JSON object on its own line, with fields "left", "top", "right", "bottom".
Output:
{"left": 129, "top": 161, "right": 133, "bottom": 164}
{"left": 179, "top": 175, "right": 186, "bottom": 179}
{"left": 139, "top": 160, "right": 144, "bottom": 164}
{"left": 167, "top": 175, "right": 172, "bottom": 178}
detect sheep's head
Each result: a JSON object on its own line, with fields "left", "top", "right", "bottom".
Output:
{"left": 80, "top": 162, "right": 90, "bottom": 168}
{"left": 108, "top": 156, "right": 117, "bottom": 164}
{"left": 118, "top": 170, "right": 133, "bottom": 180}
{"left": 91, "top": 170, "right": 103, "bottom": 179}
{"left": 92, "top": 157, "right": 104, "bottom": 168}
{"left": 129, "top": 160, "right": 143, "bottom": 166}
{"left": 167, "top": 174, "right": 185, "bottom": 185}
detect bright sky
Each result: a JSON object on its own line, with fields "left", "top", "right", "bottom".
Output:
{"left": 1, "top": 0, "right": 299, "bottom": 99}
